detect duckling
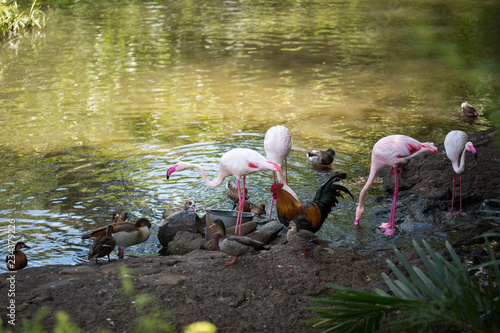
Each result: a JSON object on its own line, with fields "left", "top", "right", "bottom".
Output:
{"left": 226, "top": 179, "right": 249, "bottom": 201}
{"left": 286, "top": 220, "right": 329, "bottom": 259}
{"left": 82, "top": 218, "right": 152, "bottom": 259}
{"left": 307, "top": 148, "right": 335, "bottom": 167}
{"left": 231, "top": 200, "right": 266, "bottom": 216}
{"left": 6, "top": 241, "right": 30, "bottom": 271}
{"left": 161, "top": 200, "right": 196, "bottom": 225}
{"left": 461, "top": 101, "right": 478, "bottom": 117}
{"left": 111, "top": 212, "right": 129, "bottom": 223}
{"left": 210, "top": 219, "right": 264, "bottom": 265}
{"left": 87, "top": 225, "right": 116, "bottom": 264}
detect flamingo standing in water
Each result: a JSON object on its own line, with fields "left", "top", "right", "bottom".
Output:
{"left": 354, "top": 135, "right": 438, "bottom": 235}
{"left": 166, "top": 148, "right": 283, "bottom": 234}
{"left": 264, "top": 125, "right": 298, "bottom": 222}
{"left": 444, "top": 130, "right": 477, "bottom": 216}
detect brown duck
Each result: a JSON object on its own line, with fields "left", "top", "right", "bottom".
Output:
{"left": 87, "top": 224, "right": 116, "bottom": 263}
{"left": 82, "top": 218, "right": 151, "bottom": 259}
{"left": 286, "top": 220, "right": 329, "bottom": 258}
{"left": 210, "top": 219, "right": 264, "bottom": 265}
{"left": 6, "top": 241, "right": 30, "bottom": 271}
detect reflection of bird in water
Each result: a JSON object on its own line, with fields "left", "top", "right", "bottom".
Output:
{"left": 271, "top": 172, "right": 352, "bottom": 232}
{"left": 226, "top": 180, "right": 249, "bottom": 202}
{"left": 6, "top": 241, "right": 30, "bottom": 271}
{"left": 461, "top": 101, "right": 479, "bottom": 117}
{"left": 287, "top": 220, "right": 329, "bottom": 259}
{"left": 444, "top": 130, "right": 477, "bottom": 216}
{"left": 354, "top": 135, "right": 438, "bottom": 235}
{"left": 264, "top": 125, "right": 293, "bottom": 223}
{"left": 82, "top": 218, "right": 152, "bottom": 258}
{"left": 232, "top": 200, "right": 266, "bottom": 216}
{"left": 210, "top": 219, "right": 264, "bottom": 266}
{"left": 307, "top": 148, "right": 335, "bottom": 168}
{"left": 87, "top": 225, "right": 116, "bottom": 264}
{"left": 166, "top": 148, "right": 283, "bottom": 234}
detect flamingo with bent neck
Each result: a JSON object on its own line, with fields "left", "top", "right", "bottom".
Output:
{"left": 354, "top": 135, "right": 438, "bottom": 235}
{"left": 264, "top": 125, "right": 297, "bottom": 222}
{"left": 444, "top": 130, "right": 477, "bottom": 216}
{"left": 166, "top": 148, "right": 283, "bottom": 234}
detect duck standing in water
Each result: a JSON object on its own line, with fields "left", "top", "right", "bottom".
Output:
{"left": 6, "top": 241, "right": 30, "bottom": 271}
{"left": 87, "top": 225, "right": 116, "bottom": 263}
{"left": 287, "top": 220, "right": 329, "bottom": 259}
{"left": 461, "top": 101, "right": 479, "bottom": 118}
{"left": 307, "top": 148, "right": 336, "bottom": 168}
{"left": 210, "top": 219, "right": 264, "bottom": 266}
{"left": 82, "top": 218, "right": 152, "bottom": 259}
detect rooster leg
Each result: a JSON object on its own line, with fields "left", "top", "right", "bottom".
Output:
{"left": 225, "top": 256, "right": 239, "bottom": 266}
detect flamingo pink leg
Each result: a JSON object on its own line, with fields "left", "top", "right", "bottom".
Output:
{"left": 446, "top": 171, "right": 456, "bottom": 216}
{"left": 268, "top": 172, "right": 276, "bottom": 223}
{"left": 284, "top": 158, "right": 288, "bottom": 184}
{"left": 458, "top": 174, "right": 467, "bottom": 216}
{"left": 236, "top": 177, "right": 246, "bottom": 235}
{"left": 380, "top": 167, "right": 398, "bottom": 235}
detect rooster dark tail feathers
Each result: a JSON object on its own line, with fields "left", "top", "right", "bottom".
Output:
{"left": 314, "top": 173, "right": 354, "bottom": 208}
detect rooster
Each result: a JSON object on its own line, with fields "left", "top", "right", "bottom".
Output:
{"left": 271, "top": 172, "right": 353, "bottom": 232}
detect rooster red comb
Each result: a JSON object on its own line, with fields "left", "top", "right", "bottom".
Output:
{"left": 270, "top": 182, "right": 284, "bottom": 193}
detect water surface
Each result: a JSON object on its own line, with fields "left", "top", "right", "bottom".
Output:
{"left": 0, "top": 0, "right": 497, "bottom": 270}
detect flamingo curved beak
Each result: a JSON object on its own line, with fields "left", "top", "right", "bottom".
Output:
{"left": 268, "top": 161, "right": 284, "bottom": 175}
{"left": 166, "top": 165, "right": 177, "bottom": 179}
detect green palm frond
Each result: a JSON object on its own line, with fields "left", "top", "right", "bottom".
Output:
{"left": 307, "top": 236, "right": 500, "bottom": 333}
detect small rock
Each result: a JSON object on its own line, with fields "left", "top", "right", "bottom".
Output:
{"left": 246, "top": 220, "right": 283, "bottom": 243}
{"left": 158, "top": 209, "right": 204, "bottom": 248}
{"left": 167, "top": 231, "right": 205, "bottom": 255}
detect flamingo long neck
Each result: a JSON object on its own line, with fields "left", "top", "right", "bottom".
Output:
{"left": 355, "top": 164, "right": 380, "bottom": 220}
{"left": 183, "top": 163, "right": 227, "bottom": 187}
{"left": 276, "top": 171, "right": 299, "bottom": 201}
{"left": 453, "top": 147, "right": 468, "bottom": 175}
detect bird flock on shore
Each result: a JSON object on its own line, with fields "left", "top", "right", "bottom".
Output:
{"left": 6, "top": 102, "right": 480, "bottom": 269}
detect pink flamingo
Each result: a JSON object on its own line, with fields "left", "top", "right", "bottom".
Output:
{"left": 264, "top": 125, "right": 298, "bottom": 222}
{"left": 354, "top": 135, "right": 438, "bottom": 235}
{"left": 444, "top": 130, "right": 477, "bottom": 216}
{"left": 166, "top": 148, "right": 283, "bottom": 234}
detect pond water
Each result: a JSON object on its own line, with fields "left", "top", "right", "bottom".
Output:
{"left": 0, "top": 0, "right": 498, "bottom": 270}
